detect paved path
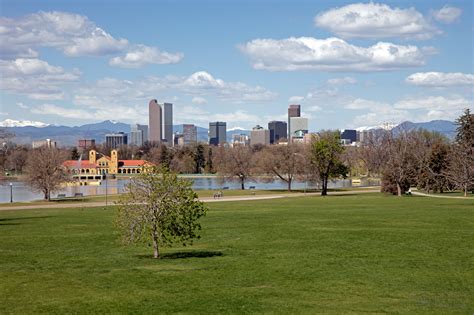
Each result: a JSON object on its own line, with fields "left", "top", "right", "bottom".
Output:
{"left": 411, "top": 190, "right": 473, "bottom": 200}
{"left": 0, "top": 189, "right": 380, "bottom": 211}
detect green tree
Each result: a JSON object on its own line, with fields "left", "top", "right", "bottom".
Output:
{"left": 310, "top": 131, "right": 348, "bottom": 196}
{"left": 455, "top": 108, "right": 474, "bottom": 148}
{"left": 70, "top": 147, "right": 80, "bottom": 160}
{"left": 115, "top": 167, "right": 207, "bottom": 259}
{"left": 194, "top": 144, "right": 206, "bottom": 174}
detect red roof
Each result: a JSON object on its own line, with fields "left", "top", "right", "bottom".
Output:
{"left": 119, "top": 160, "right": 148, "bottom": 167}
{"left": 63, "top": 160, "right": 97, "bottom": 168}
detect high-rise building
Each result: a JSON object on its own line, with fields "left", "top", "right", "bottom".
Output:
{"left": 183, "top": 124, "right": 197, "bottom": 145}
{"left": 78, "top": 139, "right": 95, "bottom": 150}
{"left": 105, "top": 132, "right": 128, "bottom": 149}
{"left": 130, "top": 124, "right": 148, "bottom": 146}
{"left": 32, "top": 139, "right": 57, "bottom": 149}
{"left": 341, "top": 129, "right": 357, "bottom": 143}
{"left": 289, "top": 117, "right": 308, "bottom": 142}
{"left": 148, "top": 99, "right": 162, "bottom": 143}
{"left": 209, "top": 121, "right": 227, "bottom": 146}
{"left": 250, "top": 125, "right": 270, "bottom": 145}
{"left": 288, "top": 104, "right": 301, "bottom": 138}
{"left": 232, "top": 134, "right": 249, "bottom": 146}
{"left": 268, "top": 121, "right": 287, "bottom": 144}
{"left": 163, "top": 102, "right": 173, "bottom": 144}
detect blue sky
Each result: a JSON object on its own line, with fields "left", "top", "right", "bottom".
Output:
{"left": 1, "top": 0, "right": 473, "bottom": 130}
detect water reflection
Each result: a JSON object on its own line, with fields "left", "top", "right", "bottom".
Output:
{"left": 0, "top": 177, "right": 380, "bottom": 203}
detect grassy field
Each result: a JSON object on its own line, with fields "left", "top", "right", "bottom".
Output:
{"left": 0, "top": 194, "right": 472, "bottom": 313}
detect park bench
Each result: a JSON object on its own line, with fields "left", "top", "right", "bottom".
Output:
{"left": 213, "top": 191, "right": 223, "bottom": 199}
{"left": 57, "top": 194, "right": 66, "bottom": 199}
{"left": 74, "top": 193, "right": 84, "bottom": 197}
{"left": 249, "top": 186, "right": 256, "bottom": 190}
{"left": 222, "top": 187, "right": 229, "bottom": 190}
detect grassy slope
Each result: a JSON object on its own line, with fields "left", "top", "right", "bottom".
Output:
{"left": 0, "top": 194, "right": 473, "bottom": 313}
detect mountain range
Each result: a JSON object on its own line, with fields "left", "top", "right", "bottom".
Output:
{"left": 1, "top": 119, "right": 457, "bottom": 146}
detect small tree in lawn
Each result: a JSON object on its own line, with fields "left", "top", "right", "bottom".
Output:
{"left": 115, "top": 167, "right": 207, "bottom": 259}
{"left": 310, "top": 131, "right": 348, "bottom": 196}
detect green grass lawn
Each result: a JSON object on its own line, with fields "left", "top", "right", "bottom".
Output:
{"left": 0, "top": 194, "right": 473, "bottom": 313}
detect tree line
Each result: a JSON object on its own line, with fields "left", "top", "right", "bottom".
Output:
{"left": 1, "top": 109, "right": 472, "bottom": 198}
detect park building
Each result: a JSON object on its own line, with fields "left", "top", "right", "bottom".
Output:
{"left": 63, "top": 149, "right": 154, "bottom": 179}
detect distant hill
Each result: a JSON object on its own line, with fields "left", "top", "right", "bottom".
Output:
{"left": 2, "top": 119, "right": 457, "bottom": 146}
{"left": 393, "top": 120, "right": 456, "bottom": 139}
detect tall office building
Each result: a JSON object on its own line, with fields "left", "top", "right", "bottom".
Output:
{"left": 268, "top": 121, "right": 287, "bottom": 144}
{"left": 250, "top": 125, "right": 270, "bottom": 146}
{"left": 149, "top": 99, "right": 162, "bottom": 143}
{"left": 163, "top": 102, "right": 173, "bottom": 144}
{"left": 288, "top": 104, "right": 301, "bottom": 139}
{"left": 130, "top": 124, "right": 148, "bottom": 146}
{"left": 209, "top": 121, "right": 227, "bottom": 146}
{"left": 289, "top": 117, "right": 308, "bottom": 141}
{"left": 105, "top": 132, "right": 128, "bottom": 149}
{"left": 183, "top": 124, "right": 197, "bottom": 145}
{"left": 341, "top": 129, "right": 357, "bottom": 143}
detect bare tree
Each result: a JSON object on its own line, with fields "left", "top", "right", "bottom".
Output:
{"left": 24, "top": 146, "right": 68, "bottom": 200}
{"left": 6, "top": 146, "right": 28, "bottom": 174}
{"left": 381, "top": 131, "right": 418, "bottom": 196}
{"left": 255, "top": 143, "right": 304, "bottom": 191}
{"left": 213, "top": 146, "right": 255, "bottom": 190}
{"left": 443, "top": 145, "right": 473, "bottom": 197}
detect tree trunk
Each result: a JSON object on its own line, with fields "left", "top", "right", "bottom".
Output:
{"left": 321, "top": 178, "right": 328, "bottom": 196}
{"left": 152, "top": 230, "right": 160, "bottom": 259}
{"left": 241, "top": 177, "right": 245, "bottom": 190}
{"left": 464, "top": 184, "right": 468, "bottom": 197}
{"left": 397, "top": 182, "right": 402, "bottom": 197}
{"left": 44, "top": 189, "right": 48, "bottom": 200}
{"left": 287, "top": 179, "right": 292, "bottom": 192}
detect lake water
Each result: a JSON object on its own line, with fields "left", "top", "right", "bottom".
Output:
{"left": 0, "top": 177, "right": 380, "bottom": 203}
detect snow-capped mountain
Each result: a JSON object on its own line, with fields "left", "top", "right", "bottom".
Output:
{"left": 355, "top": 122, "right": 397, "bottom": 132}
{"left": 0, "top": 119, "right": 50, "bottom": 128}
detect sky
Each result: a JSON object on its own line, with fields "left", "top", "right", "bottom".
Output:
{"left": 0, "top": 0, "right": 473, "bottom": 130}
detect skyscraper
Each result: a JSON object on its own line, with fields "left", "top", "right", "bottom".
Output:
{"left": 148, "top": 99, "right": 162, "bottom": 143}
{"left": 105, "top": 132, "right": 128, "bottom": 149}
{"left": 209, "top": 121, "right": 227, "bottom": 146}
{"left": 250, "top": 125, "right": 270, "bottom": 145}
{"left": 268, "top": 121, "right": 287, "bottom": 144}
{"left": 163, "top": 102, "right": 173, "bottom": 144}
{"left": 130, "top": 124, "right": 148, "bottom": 146}
{"left": 288, "top": 104, "right": 301, "bottom": 139}
{"left": 289, "top": 117, "right": 308, "bottom": 142}
{"left": 183, "top": 124, "right": 197, "bottom": 145}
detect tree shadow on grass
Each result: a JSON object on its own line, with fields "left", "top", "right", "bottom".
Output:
{"left": 0, "top": 216, "right": 52, "bottom": 225}
{"left": 136, "top": 250, "right": 223, "bottom": 260}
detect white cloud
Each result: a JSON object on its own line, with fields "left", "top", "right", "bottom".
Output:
{"left": 327, "top": 77, "right": 357, "bottom": 85}
{"left": 174, "top": 106, "right": 260, "bottom": 127}
{"left": 394, "top": 95, "right": 471, "bottom": 111}
{"left": 345, "top": 98, "right": 389, "bottom": 110}
{"left": 288, "top": 96, "right": 304, "bottom": 103}
{"left": 109, "top": 45, "right": 183, "bottom": 68}
{"left": 433, "top": 5, "right": 462, "bottom": 24}
{"left": 73, "top": 71, "right": 276, "bottom": 106}
{"left": 240, "top": 37, "right": 429, "bottom": 72}
{"left": 406, "top": 72, "right": 474, "bottom": 87}
{"left": 0, "top": 11, "right": 128, "bottom": 58}
{"left": 0, "top": 58, "right": 80, "bottom": 100}
{"left": 31, "top": 103, "right": 146, "bottom": 122}
{"left": 314, "top": 3, "right": 440, "bottom": 40}
{"left": 191, "top": 96, "right": 208, "bottom": 104}
{"left": 349, "top": 95, "right": 471, "bottom": 127}
{"left": 16, "top": 102, "right": 28, "bottom": 109}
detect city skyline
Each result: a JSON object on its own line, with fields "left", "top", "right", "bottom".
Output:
{"left": 1, "top": 1, "right": 473, "bottom": 130}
